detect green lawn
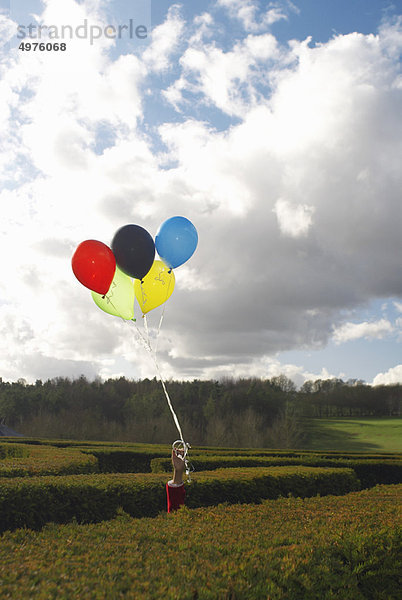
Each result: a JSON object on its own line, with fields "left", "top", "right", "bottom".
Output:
{"left": 302, "top": 417, "right": 402, "bottom": 452}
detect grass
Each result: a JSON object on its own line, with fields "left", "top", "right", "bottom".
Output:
{"left": 302, "top": 417, "right": 402, "bottom": 452}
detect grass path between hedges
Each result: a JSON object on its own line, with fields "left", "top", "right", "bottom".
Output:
{"left": 303, "top": 417, "right": 402, "bottom": 452}
{"left": 0, "top": 484, "right": 400, "bottom": 600}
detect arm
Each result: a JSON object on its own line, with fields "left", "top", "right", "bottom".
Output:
{"left": 166, "top": 449, "right": 186, "bottom": 512}
{"left": 172, "top": 448, "right": 185, "bottom": 484}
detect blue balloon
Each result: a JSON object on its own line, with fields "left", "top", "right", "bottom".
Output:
{"left": 155, "top": 216, "right": 198, "bottom": 269}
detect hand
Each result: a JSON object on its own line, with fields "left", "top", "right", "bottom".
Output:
{"left": 172, "top": 449, "right": 185, "bottom": 484}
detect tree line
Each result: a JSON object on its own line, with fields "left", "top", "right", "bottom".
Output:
{"left": 0, "top": 375, "right": 400, "bottom": 447}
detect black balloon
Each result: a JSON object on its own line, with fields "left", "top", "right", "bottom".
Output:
{"left": 111, "top": 224, "right": 155, "bottom": 280}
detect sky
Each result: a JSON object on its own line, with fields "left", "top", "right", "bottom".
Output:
{"left": 0, "top": 0, "right": 401, "bottom": 387}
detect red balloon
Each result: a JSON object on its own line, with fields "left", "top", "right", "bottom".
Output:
{"left": 72, "top": 240, "right": 116, "bottom": 295}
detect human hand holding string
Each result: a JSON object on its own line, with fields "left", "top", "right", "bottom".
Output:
{"left": 172, "top": 448, "right": 185, "bottom": 485}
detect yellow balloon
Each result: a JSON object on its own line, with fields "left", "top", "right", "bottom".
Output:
{"left": 91, "top": 267, "right": 135, "bottom": 320}
{"left": 134, "top": 260, "right": 175, "bottom": 314}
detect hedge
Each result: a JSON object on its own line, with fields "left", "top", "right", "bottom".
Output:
{"left": 185, "top": 466, "right": 360, "bottom": 509}
{"left": 70, "top": 447, "right": 402, "bottom": 477}
{"left": 181, "top": 446, "right": 401, "bottom": 459}
{"left": 1, "top": 437, "right": 400, "bottom": 463}
{"left": 0, "top": 485, "right": 400, "bottom": 599}
{"left": 2, "top": 439, "right": 400, "bottom": 478}
{"left": 0, "top": 465, "right": 359, "bottom": 531}
{"left": 0, "top": 445, "right": 98, "bottom": 477}
{"left": 151, "top": 455, "right": 312, "bottom": 473}
{"left": 151, "top": 454, "right": 402, "bottom": 488}
{"left": 79, "top": 447, "right": 402, "bottom": 475}
{"left": 80, "top": 447, "right": 168, "bottom": 473}
{"left": 0, "top": 443, "right": 29, "bottom": 459}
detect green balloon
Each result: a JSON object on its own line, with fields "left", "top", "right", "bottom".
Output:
{"left": 91, "top": 267, "right": 135, "bottom": 320}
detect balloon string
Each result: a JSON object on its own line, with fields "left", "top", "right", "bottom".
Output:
{"left": 103, "top": 292, "right": 133, "bottom": 323}
{"left": 128, "top": 318, "right": 191, "bottom": 480}
{"left": 154, "top": 274, "right": 173, "bottom": 355}
{"left": 102, "top": 280, "right": 191, "bottom": 478}
{"left": 154, "top": 311, "right": 164, "bottom": 355}
{"left": 143, "top": 311, "right": 150, "bottom": 345}
{"left": 133, "top": 317, "right": 186, "bottom": 443}
{"left": 140, "top": 281, "right": 147, "bottom": 314}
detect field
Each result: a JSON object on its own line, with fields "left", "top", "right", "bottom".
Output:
{"left": 0, "top": 435, "right": 401, "bottom": 599}
{"left": 302, "top": 417, "right": 402, "bottom": 452}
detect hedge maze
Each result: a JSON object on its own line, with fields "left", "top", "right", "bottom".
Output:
{"left": 0, "top": 438, "right": 401, "bottom": 598}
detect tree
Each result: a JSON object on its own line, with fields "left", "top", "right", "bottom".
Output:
{"left": 270, "top": 375, "right": 296, "bottom": 393}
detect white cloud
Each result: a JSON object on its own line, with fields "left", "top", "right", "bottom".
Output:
{"left": 174, "top": 266, "right": 214, "bottom": 291}
{"left": 217, "top": 0, "right": 288, "bottom": 32}
{"left": 393, "top": 301, "right": 402, "bottom": 313}
{"left": 164, "top": 32, "right": 280, "bottom": 117}
{"left": 142, "top": 4, "right": 184, "bottom": 72}
{"left": 0, "top": 3, "right": 402, "bottom": 383}
{"left": 189, "top": 12, "right": 214, "bottom": 45}
{"left": 332, "top": 319, "right": 394, "bottom": 344}
{"left": 273, "top": 198, "right": 315, "bottom": 237}
{"left": 372, "top": 364, "right": 402, "bottom": 386}
{"left": 170, "top": 354, "right": 337, "bottom": 389}
{"left": 396, "top": 317, "right": 402, "bottom": 341}
{"left": 264, "top": 359, "right": 336, "bottom": 388}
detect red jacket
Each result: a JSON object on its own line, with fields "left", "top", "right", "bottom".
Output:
{"left": 166, "top": 481, "right": 185, "bottom": 512}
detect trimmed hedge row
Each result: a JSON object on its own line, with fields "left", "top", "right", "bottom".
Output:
{"left": 80, "top": 447, "right": 168, "bottom": 473}
{"left": 0, "top": 445, "right": 98, "bottom": 477}
{"left": 0, "top": 485, "right": 400, "bottom": 599}
{"left": 0, "top": 438, "right": 133, "bottom": 447}
{"left": 333, "top": 458, "right": 402, "bottom": 487}
{"left": 75, "top": 446, "right": 402, "bottom": 477}
{"left": 1, "top": 438, "right": 400, "bottom": 470}
{"left": 152, "top": 455, "right": 312, "bottom": 472}
{"left": 0, "top": 438, "right": 171, "bottom": 451}
{"left": 0, "top": 465, "right": 359, "bottom": 531}
{"left": 152, "top": 454, "right": 402, "bottom": 488}
{"left": 185, "top": 466, "right": 360, "bottom": 509}
{"left": 2, "top": 439, "right": 401, "bottom": 479}
{"left": 0, "top": 443, "right": 29, "bottom": 459}
{"left": 192, "top": 448, "right": 402, "bottom": 459}
{"left": 74, "top": 447, "right": 402, "bottom": 477}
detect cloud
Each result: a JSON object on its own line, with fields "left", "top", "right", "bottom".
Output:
{"left": 263, "top": 359, "right": 336, "bottom": 388}
{"left": 34, "top": 238, "right": 75, "bottom": 258}
{"left": 149, "top": 351, "right": 337, "bottom": 389}
{"left": 15, "top": 354, "right": 99, "bottom": 382}
{"left": 142, "top": 4, "right": 184, "bottom": 72}
{"left": 332, "top": 319, "right": 394, "bottom": 344}
{"left": 178, "top": 33, "right": 280, "bottom": 116}
{"left": 394, "top": 301, "right": 402, "bottom": 313}
{"left": 372, "top": 364, "right": 402, "bottom": 386}
{"left": 217, "top": 0, "right": 289, "bottom": 32}
{"left": 0, "top": 2, "right": 402, "bottom": 383}
{"left": 273, "top": 198, "right": 315, "bottom": 237}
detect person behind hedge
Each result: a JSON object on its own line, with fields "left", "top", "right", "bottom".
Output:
{"left": 166, "top": 448, "right": 186, "bottom": 512}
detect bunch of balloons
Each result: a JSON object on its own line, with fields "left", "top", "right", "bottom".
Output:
{"left": 71, "top": 217, "right": 198, "bottom": 320}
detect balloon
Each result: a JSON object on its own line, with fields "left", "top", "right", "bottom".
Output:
{"left": 155, "top": 216, "right": 198, "bottom": 269}
{"left": 111, "top": 224, "right": 155, "bottom": 281}
{"left": 91, "top": 267, "right": 135, "bottom": 320}
{"left": 134, "top": 260, "right": 175, "bottom": 314}
{"left": 72, "top": 240, "right": 116, "bottom": 295}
